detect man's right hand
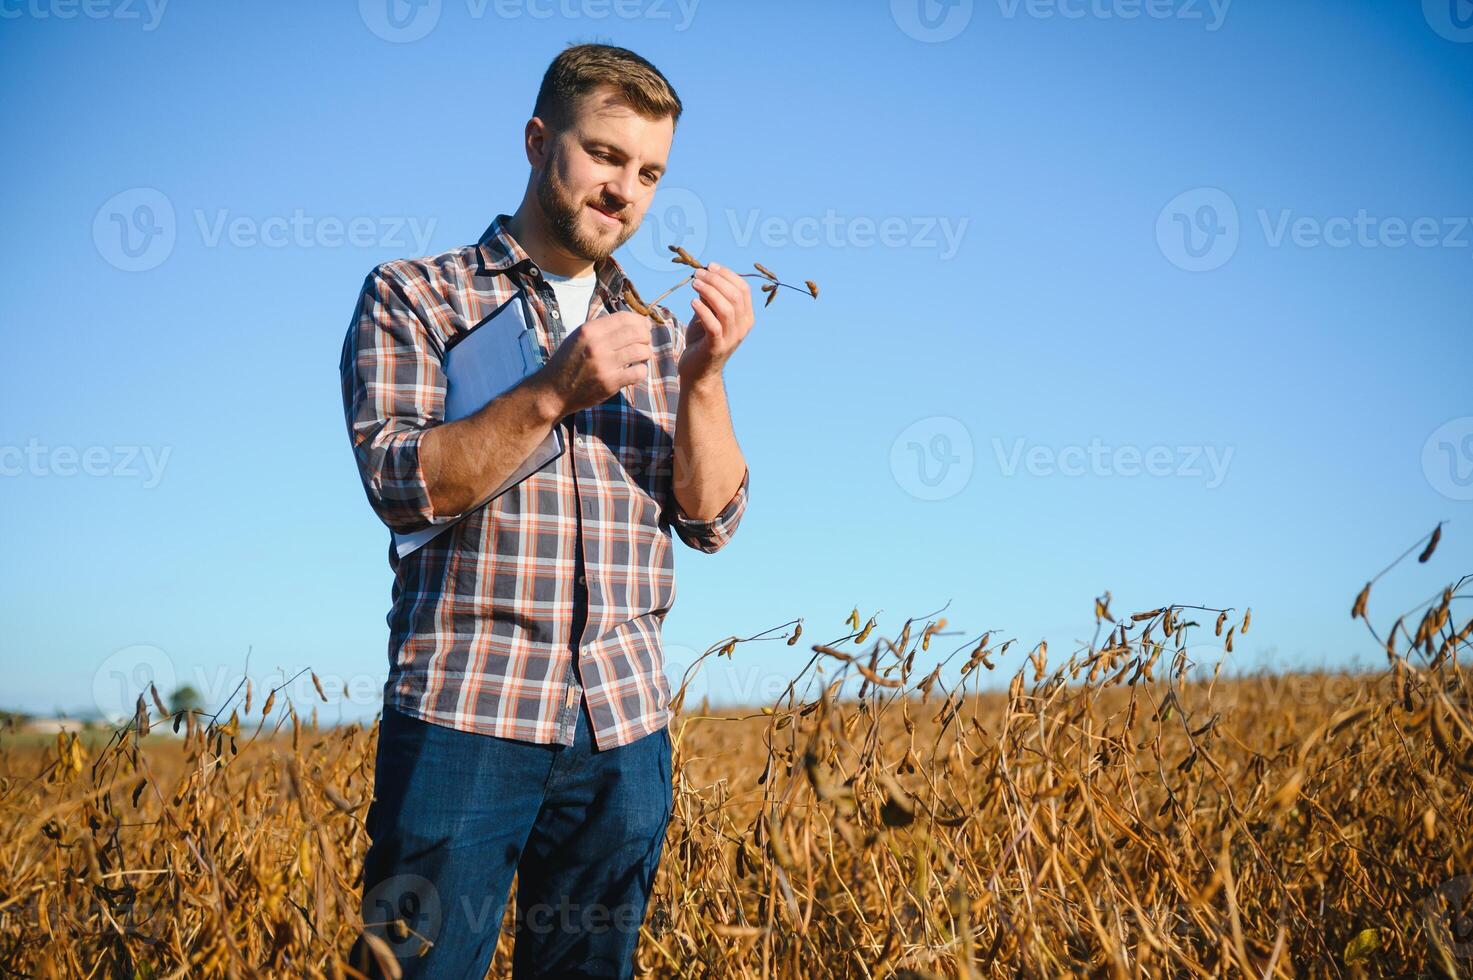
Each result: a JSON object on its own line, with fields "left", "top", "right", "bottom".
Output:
{"left": 536, "top": 310, "right": 654, "bottom": 417}
{"left": 417, "top": 311, "right": 654, "bottom": 520}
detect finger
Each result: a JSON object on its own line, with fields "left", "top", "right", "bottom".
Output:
{"left": 708, "top": 261, "right": 748, "bottom": 295}
{"left": 614, "top": 341, "right": 655, "bottom": 364}
{"left": 731, "top": 289, "right": 753, "bottom": 333}
{"left": 592, "top": 310, "right": 643, "bottom": 333}
{"left": 692, "top": 276, "right": 735, "bottom": 330}
{"left": 608, "top": 317, "right": 654, "bottom": 349}
{"left": 690, "top": 295, "right": 722, "bottom": 341}
{"left": 713, "top": 262, "right": 753, "bottom": 323}
{"left": 619, "top": 362, "right": 650, "bottom": 387}
{"left": 727, "top": 270, "right": 754, "bottom": 322}
{"left": 698, "top": 265, "right": 745, "bottom": 310}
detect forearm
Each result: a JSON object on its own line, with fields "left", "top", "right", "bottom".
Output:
{"left": 672, "top": 373, "right": 746, "bottom": 520}
{"left": 420, "top": 372, "right": 568, "bottom": 518}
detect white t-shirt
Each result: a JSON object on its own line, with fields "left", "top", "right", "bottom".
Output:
{"left": 542, "top": 267, "right": 598, "bottom": 340}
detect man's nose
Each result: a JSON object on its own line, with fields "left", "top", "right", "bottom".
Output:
{"left": 606, "top": 167, "right": 640, "bottom": 207}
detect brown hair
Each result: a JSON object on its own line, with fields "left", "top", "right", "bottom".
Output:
{"left": 532, "top": 43, "right": 683, "bottom": 132}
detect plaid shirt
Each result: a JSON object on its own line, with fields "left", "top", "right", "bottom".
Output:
{"left": 339, "top": 214, "right": 748, "bottom": 749}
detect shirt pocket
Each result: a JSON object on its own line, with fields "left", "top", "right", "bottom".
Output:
{"left": 615, "top": 439, "right": 674, "bottom": 502}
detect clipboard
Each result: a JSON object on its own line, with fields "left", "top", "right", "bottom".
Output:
{"left": 391, "top": 289, "right": 566, "bottom": 559}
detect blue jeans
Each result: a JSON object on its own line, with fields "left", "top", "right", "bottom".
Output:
{"left": 351, "top": 701, "right": 673, "bottom": 979}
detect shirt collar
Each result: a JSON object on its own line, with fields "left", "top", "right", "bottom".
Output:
{"left": 475, "top": 212, "right": 634, "bottom": 310}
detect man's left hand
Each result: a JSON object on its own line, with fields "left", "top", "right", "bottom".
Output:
{"left": 679, "top": 262, "right": 754, "bottom": 385}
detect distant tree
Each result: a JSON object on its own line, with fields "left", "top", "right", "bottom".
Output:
{"left": 168, "top": 684, "right": 205, "bottom": 715}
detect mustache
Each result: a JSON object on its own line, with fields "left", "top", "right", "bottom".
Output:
{"left": 588, "top": 199, "right": 627, "bottom": 221}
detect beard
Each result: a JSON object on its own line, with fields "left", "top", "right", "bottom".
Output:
{"left": 535, "top": 155, "right": 638, "bottom": 264}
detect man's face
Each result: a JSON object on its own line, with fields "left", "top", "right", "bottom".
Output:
{"left": 534, "top": 86, "right": 674, "bottom": 264}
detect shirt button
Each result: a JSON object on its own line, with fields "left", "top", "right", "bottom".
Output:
{"left": 551, "top": 308, "right": 560, "bottom": 319}
{"left": 578, "top": 574, "right": 587, "bottom": 586}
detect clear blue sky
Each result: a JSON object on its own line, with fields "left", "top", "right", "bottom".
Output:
{"left": 3, "top": 0, "right": 1470, "bottom": 722}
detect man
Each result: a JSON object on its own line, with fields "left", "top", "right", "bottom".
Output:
{"left": 338, "top": 44, "right": 752, "bottom": 979}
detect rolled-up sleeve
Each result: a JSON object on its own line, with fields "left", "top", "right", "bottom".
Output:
{"left": 338, "top": 265, "right": 456, "bottom": 536}
{"left": 669, "top": 465, "right": 749, "bottom": 553}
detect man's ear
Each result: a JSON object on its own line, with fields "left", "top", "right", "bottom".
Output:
{"left": 524, "top": 117, "right": 549, "bottom": 167}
